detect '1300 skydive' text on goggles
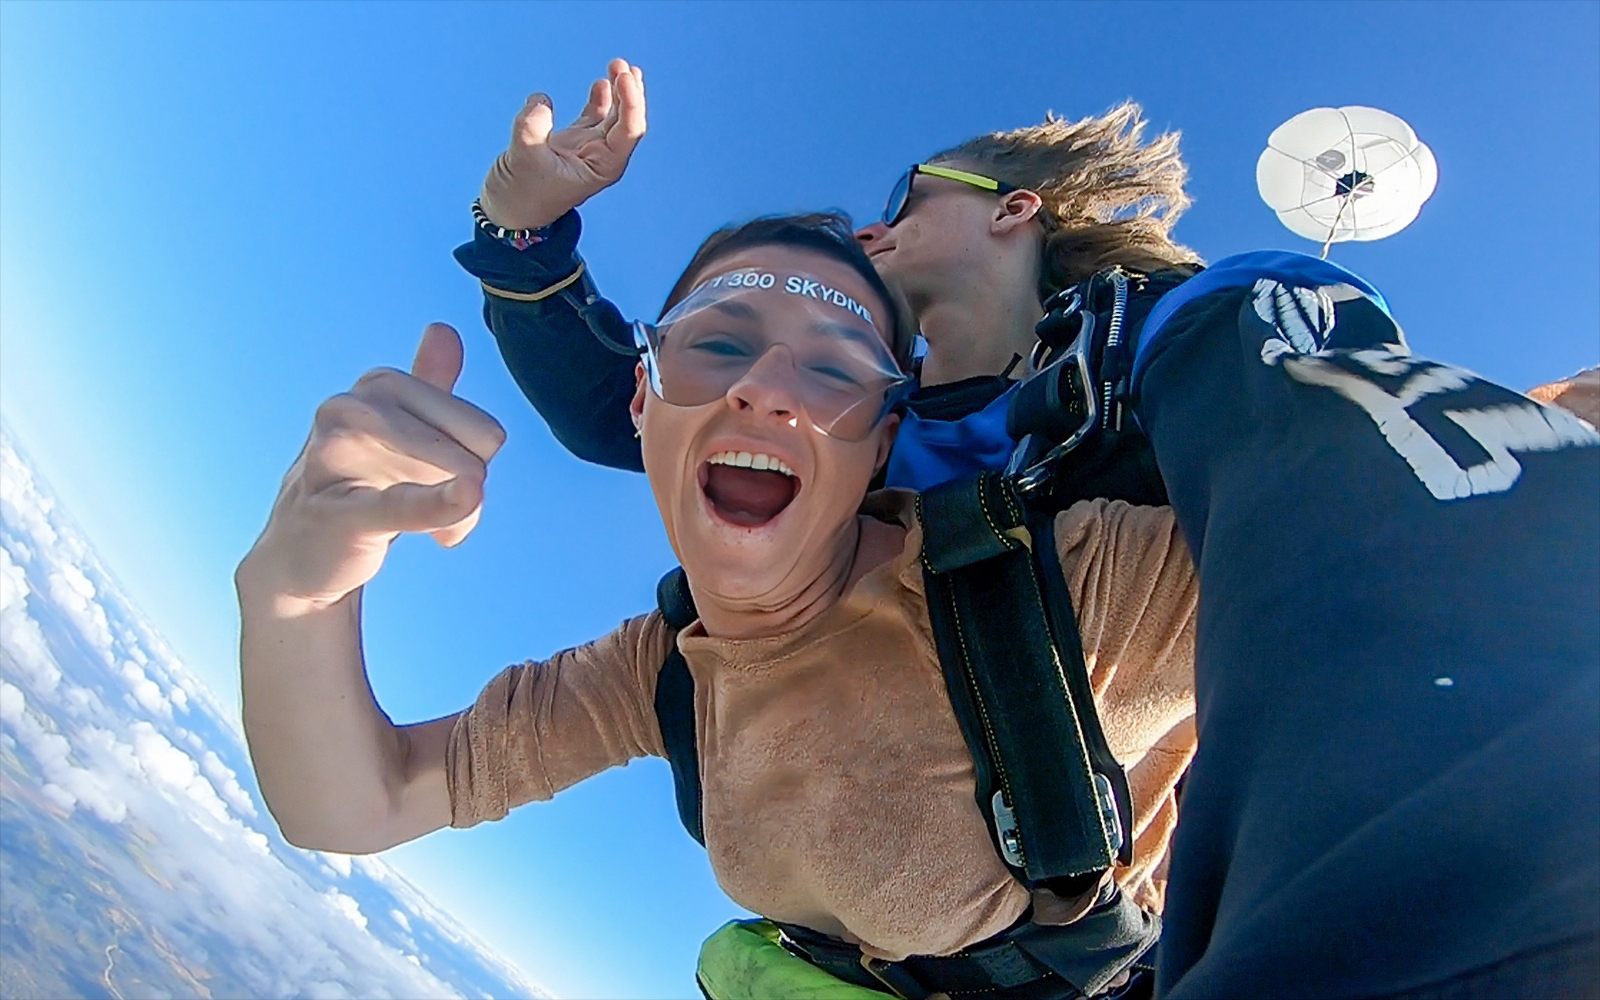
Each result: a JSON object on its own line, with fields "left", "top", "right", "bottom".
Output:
{"left": 634, "top": 269, "right": 914, "bottom": 442}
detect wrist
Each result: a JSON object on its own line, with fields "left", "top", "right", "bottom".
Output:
{"left": 235, "top": 543, "right": 353, "bottom": 620}
{"left": 478, "top": 157, "right": 570, "bottom": 233}
{"left": 473, "top": 198, "right": 558, "bottom": 250}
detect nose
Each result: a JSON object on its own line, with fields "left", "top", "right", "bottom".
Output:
{"left": 855, "top": 221, "right": 890, "bottom": 248}
{"left": 726, "top": 347, "right": 803, "bottom": 426}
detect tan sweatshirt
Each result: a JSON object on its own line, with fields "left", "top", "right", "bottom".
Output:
{"left": 447, "top": 494, "right": 1197, "bottom": 962}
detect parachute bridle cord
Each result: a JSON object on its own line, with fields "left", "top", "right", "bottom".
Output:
{"left": 1320, "top": 195, "right": 1352, "bottom": 260}
{"left": 1322, "top": 169, "right": 1377, "bottom": 259}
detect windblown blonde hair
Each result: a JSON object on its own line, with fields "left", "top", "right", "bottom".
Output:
{"left": 932, "top": 102, "right": 1202, "bottom": 300}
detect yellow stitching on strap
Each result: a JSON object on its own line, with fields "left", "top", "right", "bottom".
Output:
{"left": 480, "top": 261, "right": 586, "bottom": 303}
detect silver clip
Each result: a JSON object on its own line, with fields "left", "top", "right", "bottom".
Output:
{"left": 1093, "top": 773, "right": 1124, "bottom": 855}
{"left": 992, "top": 790, "right": 1027, "bottom": 868}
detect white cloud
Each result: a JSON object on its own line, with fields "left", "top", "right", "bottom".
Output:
{"left": 325, "top": 888, "right": 370, "bottom": 930}
{"left": 10, "top": 705, "right": 129, "bottom": 824}
{"left": 40, "top": 782, "right": 76, "bottom": 811}
{"left": 0, "top": 440, "right": 60, "bottom": 553}
{"left": 45, "top": 563, "right": 115, "bottom": 661}
{"left": 129, "top": 721, "right": 235, "bottom": 828}
{"left": 62, "top": 683, "right": 108, "bottom": 719}
{"left": 3, "top": 535, "right": 35, "bottom": 570}
{"left": 76, "top": 723, "right": 144, "bottom": 783}
{"left": 50, "top": 560, "right": 96, "bottom": 605}
{"left": 0, "top": 680, "right": 24, "bottom": 723}
{"left": 121, "top": 659, "right": 171, "bottom": 718}
{"left": 0, "top": 546, "right": 61, "bottom": 698}
{"left": 202, "top": 748, "right": 258, "bottom": 819}
{"left": 0, "top": 608, "right": 61, "bottom": 696}
{"left": 0, "top": 541, "right": 31, "bottom": 613}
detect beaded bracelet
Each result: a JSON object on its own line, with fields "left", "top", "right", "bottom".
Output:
{"left": 472, "top": 200, "right": 551, "bottom": 251}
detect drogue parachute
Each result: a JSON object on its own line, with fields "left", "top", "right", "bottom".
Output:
{"left": 1256, "top": 106, "right": 1437, "bottom": 258}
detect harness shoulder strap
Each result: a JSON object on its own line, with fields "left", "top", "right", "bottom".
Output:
{"left": 1028, "top": 506, "right": 1136, "bottom": 873}
{"left": 918, "top": 471, "right": 1134, "bottom": 886}
{"left": 653, "top": 567, "right": 705, "bottom": 845}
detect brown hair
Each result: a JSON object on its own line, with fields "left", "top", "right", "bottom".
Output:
{"left": 660, "top": 212, "right": 918, "bottom": 371}
{"left": 932, "top": 102, "right": 1202, "bottom": 301}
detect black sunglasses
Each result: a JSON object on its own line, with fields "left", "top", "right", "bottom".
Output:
{"left": 881, "top": 163, "right": 1019, "bottom": 227}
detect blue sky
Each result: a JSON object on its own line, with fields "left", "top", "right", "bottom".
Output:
{"left": 1, "top": 2, "right": 1595, "bottom": 996}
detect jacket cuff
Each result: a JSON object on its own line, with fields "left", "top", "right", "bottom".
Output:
{"left": 452, "top": 208, "right": 584, "bottom": 296}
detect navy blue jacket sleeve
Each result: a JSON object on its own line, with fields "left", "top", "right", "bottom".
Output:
{"left": 453, "top": 210, "right": 644, "bottom": 472}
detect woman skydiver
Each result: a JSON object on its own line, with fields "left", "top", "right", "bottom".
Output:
{"left": 238, "top": 213, "right": 1201, "bottom": 1000}
{"left": 456, "top": 61, "right": 1600, "bottom": 998}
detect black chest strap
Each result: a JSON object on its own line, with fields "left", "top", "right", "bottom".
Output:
{"left": 654, "top": 567, "right": 704, "bottom": 845}
{"left": 918, "top": 471, "right": 1135, "bottom": 885}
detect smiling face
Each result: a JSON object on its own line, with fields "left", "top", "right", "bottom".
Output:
{"left": 631, "top": 244, "right": 901, "bottom": 611}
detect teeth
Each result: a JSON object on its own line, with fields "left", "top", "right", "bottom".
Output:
{"left": 709, "top": 450, "right": 795, "bottom": 477}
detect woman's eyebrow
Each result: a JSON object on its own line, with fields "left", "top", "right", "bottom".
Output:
{"left": 708, "top": 300, "right": 761, "bottom": 321}
{"left": 808, "top": 320, "right": 882, "bottom": 349}
{"left": 710, "top": 299, "right": 881, "bottom": 347}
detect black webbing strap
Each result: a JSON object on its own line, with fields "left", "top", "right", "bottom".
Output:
{"left": 777, "top": 920, "right": 1069, "bottom": 1000}
{"left": 778, "top": 885, "right": 1160, "bottom": 1000}
{"left": 918, "top": 471, "right": 1132, "bottom": 883}
{"left": 557, "top": 254, "right": 638, "bottom": 356}
{"left": 1029, "top": 508, "right": 1135, "bottom": 870}
{"left": 654, "top": 567, "right": 704, "bottom": 845}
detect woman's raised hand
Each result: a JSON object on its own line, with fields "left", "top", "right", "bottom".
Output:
{"left": 478, "top": 58, "right": 647, "bottom": 231}
{"left": 245, "top": 323, "right": 507, "bottom": 614}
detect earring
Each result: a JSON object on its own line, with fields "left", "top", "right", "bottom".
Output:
{"left": 633, "top": 425, "right": 642, "bottom": 440}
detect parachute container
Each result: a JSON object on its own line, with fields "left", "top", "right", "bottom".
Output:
{"left": 1256, "top": 106, "right": 1437, "bottom": 256}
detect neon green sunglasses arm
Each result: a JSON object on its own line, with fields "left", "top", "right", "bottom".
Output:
{"left": 915, "top": 164, "right": 1003, "bottom": 191}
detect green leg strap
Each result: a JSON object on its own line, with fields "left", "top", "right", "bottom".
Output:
{"left": 696, "top": 920, "right": 897, "bottom": 1000}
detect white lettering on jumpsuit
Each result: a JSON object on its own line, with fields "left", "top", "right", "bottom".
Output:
{"left": 1252, "top": 279, "right": 1600, "bottom": 501}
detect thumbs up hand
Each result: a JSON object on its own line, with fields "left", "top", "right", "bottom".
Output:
{"left": 244, "top": 323, "right": 507, "bottom": 614}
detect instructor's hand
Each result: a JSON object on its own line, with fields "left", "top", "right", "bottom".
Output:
{"left": 248, "top": 323, "right": 506, "bottom": 612}
{"left": 478, "top": 58, "right": 647, "bottom": 231}
{"left": 1529, "top": 366, "right": 1600, "bottom": 427}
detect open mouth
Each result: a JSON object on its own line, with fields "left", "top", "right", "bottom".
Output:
{"left": 701, "top": 450, "right": 800, "bottom": 528}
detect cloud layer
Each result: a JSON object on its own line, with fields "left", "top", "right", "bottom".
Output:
{"left": 0, "top": 426, "right": 551, "bottom": 1000}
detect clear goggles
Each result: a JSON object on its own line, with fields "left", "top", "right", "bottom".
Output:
{"left": 634, "top": 268, "right": 914, "bottom": 442}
